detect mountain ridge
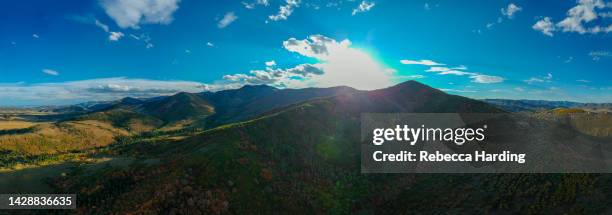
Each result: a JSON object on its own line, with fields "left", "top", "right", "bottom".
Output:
{"left": 483, "top": 98, "right": 612, "bottom": 112}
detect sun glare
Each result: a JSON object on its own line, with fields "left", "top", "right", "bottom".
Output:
{"left": 312, "top": 45, "right": 392, "bottom": 90}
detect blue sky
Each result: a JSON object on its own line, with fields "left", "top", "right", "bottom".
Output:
{"left": 0, "top": 0, "right": 611, "bottom": 106}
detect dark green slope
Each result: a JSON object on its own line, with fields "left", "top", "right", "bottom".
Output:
{"left": 54, "top": 89, "right": 370, "bottom": 214}
{"left": 365, "top": 81, "right": 502, "bottom": 113}
{"left": 72, "top": 98, "right": 162, "bottom": 132}
{"left": 77, "top": 108, "right": 163, "bottom": 131}
{"left": 50, "top": 81, "right": 610, "bottom": 214}
{"left": 198, "top": 80, "right": 494, "bottom": 127}
{"left": 140, "top": 92, "right": 215, "bottom": 123}
{"left": 73, "top": 93, "right": 210, "bottom": 130}
{"left": 200, "top": 85, "right": 279, "bottom": 109}
{"left": 51, "top": 81, "right": 514, "bottom": 213}
{"left": 201, "top": 85, "right": 359, "bottom": 126}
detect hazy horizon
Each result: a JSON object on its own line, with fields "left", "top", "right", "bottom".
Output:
{"left": 2, "top": 80, "right": 611, "bottom": 108}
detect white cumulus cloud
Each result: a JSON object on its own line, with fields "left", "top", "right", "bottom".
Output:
{"left": 219, "top": 35, "right": 393, "bottom": 90}
{"left": 501, "top": 3, "right": 522, "bottom": 19}
{"left": 221, "top": 63, "right": 324, "bottom": 87}
{"left": 352, "top": 1, "right": 375, "bottom": 15}
{"left": 533, "top": 17, "right": 556, "bottom": 36}
{"left": 282, "top": 35, "right": 392, "bottom": 89}
{"left": 243, "top": 0, "right": 269, "bottom": 9}
{"left": 93, "top": 19, "right": 125, "bottom": 42}
{"left": 557, "top": 0, "right": 606, "bottom": 34}
{"left": 268, "top": 0, "right": 300, "bottom": 21}
{"left": 533, "top": 0, "right": 611, "bottom": 36}
{"left": 265, "top": 60, "right": 276, "bottom": 67}
{"left": 100, "top": 0, "right": 181, "bottom": 29}
{"left": 283, "top": 35, "right": 352, "bottom": 61}
{"left": 109, "top": 31, "right": 124, "bottom": 41}
{"left": 218, "top": 12, "right": 238, "bottom": 28}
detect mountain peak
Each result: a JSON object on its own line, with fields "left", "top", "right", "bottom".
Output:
{"left": 390, "top": 80, "right": 433, "bottom": 89}
{"left": 141, "top": 92, "right": 214, "bottom": 122}
{"left": 170, "top": 92, "right": 207, "bottom": 102}
{"left": 174, "top": 92, "right": 194, "bottom": 97}
{"left": 239, "top": 85, "right": 277, "bottom": 90}
{"left": 372, "top": 80, "right": 441, "bottom": 95}
{"left": 119, "top": 97, "right": 142, "bottom": 105}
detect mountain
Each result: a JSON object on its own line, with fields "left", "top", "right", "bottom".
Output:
{"left": 49, "top": 100, "right": 118, "bottom": 114}
{"left": 195, "top": 81, "right": 499, "bottom": 127}
{"left": 202, "top": 85, "right": 359, "bottom": 125}
{"left": 140, "top": 92, "right": 215, "bottom": 122}
{"left": 483, "top": 99, "right": 612, "bottom": 112}
{"left": 77, "top": 108, "right": 164, "bottom": 132}
{"left": 118, "top": 97, "right": 144, "bottom": 106}
{"left": 47, "top": 81, "right": 531, "bottom": 214}
{"left": 54, "top": 84, "right": 356, "bottom": 132}
{"left": 366, "top": 81, "right": 502, "bottom": 113}
{"left": 199, "top": 85, "right": 279, "bottom": 108}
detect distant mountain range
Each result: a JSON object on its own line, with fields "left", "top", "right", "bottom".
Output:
{"left": 16, "top": 85, "right": 607, "bottom": 117}
{"left": 482, "top": 99, "right": 612, "bottom": 112}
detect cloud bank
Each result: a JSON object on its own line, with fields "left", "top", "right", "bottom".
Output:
{"left": 0, "top": 77, "right": 205, "bottom": 106}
